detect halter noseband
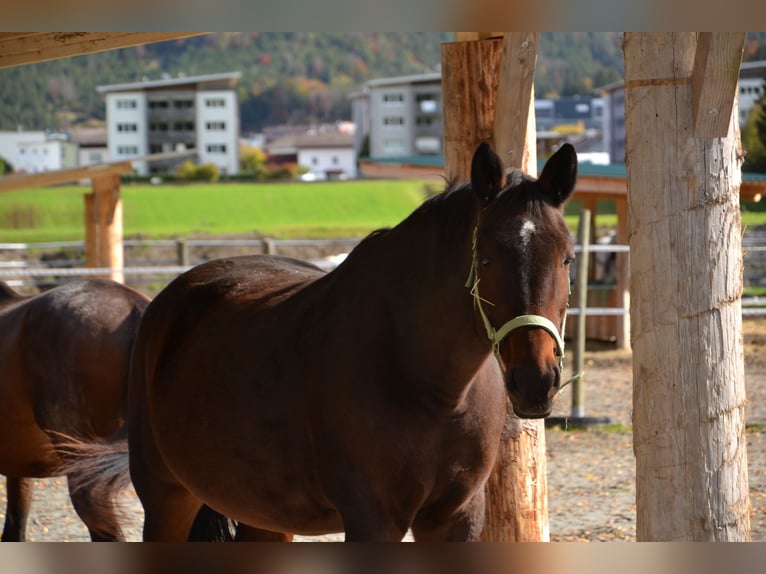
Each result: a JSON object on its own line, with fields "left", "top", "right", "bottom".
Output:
{"left": 465, "top": 227, "right": 567, "bottom": 376}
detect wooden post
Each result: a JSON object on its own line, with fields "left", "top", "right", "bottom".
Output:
{"left": 571, "top": 209, "right": 591, "bottom": 418}
{"left": 442, "top": 39, "right": 504, "bottom": 181}
{"left": 615, "top": 198, "right": 630, "bottom": 349}
{"left": 84, "top": 174, "right": 124, "bottom": 283}
{"left": 624, "top": 32, "right": 749, "bottom": 540}
{"left": 444, "top": 32, "right": 548, "bottom": 543}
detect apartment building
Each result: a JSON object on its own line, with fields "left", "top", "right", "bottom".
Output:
{"left": 352, "top": 72, "right": 443, "bottom": 159}
{"left": 97, "top": 72, "right": 241, "bottom": 176}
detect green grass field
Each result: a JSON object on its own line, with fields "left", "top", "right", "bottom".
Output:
{"left": 0, "top": 180, "right": 764, "bottom": 243}
{"left": 0, "top": 180, "right": 435, "bottom": 242}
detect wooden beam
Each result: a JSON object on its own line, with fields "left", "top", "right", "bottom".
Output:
{"left": 0, "top": 32, "right": 206, "bottom": 69}
{"left": 0, "top": 161, "right": 134, "bottom": 193}
{"left": 691, "top": 32, "right": 746, "bottom": 138}
{"left": 454, "top": 32, "right": 504, "bottom": 42}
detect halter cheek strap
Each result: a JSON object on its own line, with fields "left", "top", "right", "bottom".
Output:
{"left": 465, "top": 227, "right": 567, "bottom": 377}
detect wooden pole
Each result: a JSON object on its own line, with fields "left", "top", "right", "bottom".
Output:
{"left": 444, "top": 32, "right": 548, "bottom": 542}
{"left": 84, "top": 174, "right": 124, "bottom": 283}
{"left": 615, "top": 198, "right": 630, "bottom": 349}
{"left": 571, "top": 209, "right": 590, "bottom": 418}
{"left": 624, "top": 32, "right": 749, "bottom": 540}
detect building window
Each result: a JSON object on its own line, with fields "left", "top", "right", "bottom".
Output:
{"left": 150, "top": 122, "right": 169, "bottom": 132}
{"left": 116, "top": 99, "right": 137, "bottom": 109}
{"left": 88, "top": 152, "right": 103, "bottom": 162}
{"left": 311, "top": 157, "right": 319, "bottom": 165}
{"left": 416, "top": 94, "right": 438, "bottom": 113}
{"left": 172, "top": 121, "right": 194, "bottom": 131}
{"left": 383, "top": 139, "right": 405, "bottom": 153}
{"left": 205, "top": 121, "right": 226, "bottom": 131}
{"left": 117, "top": 123, "right": 138, "bottom": 132}
{"left": 332, "top": 156, "right": 339, "bottom": 165}
{"left": 148, "top": 100, "right": 169, "bottom": 109}
{"left": 206, "top": 144, "right": 227, "bottom": 153}
{"left": 173, "top": 99, "right": 194, "bottom": 109}
{"left": 205, "top": 98, "right": 226, "bottom": 108}
{"left": 117, "top": 146, "right": 139, "bottom": 155}
{"left": 383, "top": 92, "right": 404, "bottom": 103}
{"left": 416, "top": 116, "right": 434, "bottom": 126}
{"left": 415, "top": 136, "right": 441, "bottom": 154}
{"left": 383, "top": 116, "right": 405, "bottom": 126}
{"left": 149, "top": 144, "right": 163, "bottom": 154}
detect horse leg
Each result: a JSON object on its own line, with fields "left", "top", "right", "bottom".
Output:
{"left": 2, "top": 477, "right": 33, "bottom": 541}
{"left": 234, "top": 524, "right": 294, "bottom": 542}
{"left": 410, "top": 490, "right": 486, "bottom": 542}
{"left": 67, "top": 474, "right": 125, "bottom": 542}
{"left": 333, "top": 496, "right": 408, "bottom": 542}
{"left": 132, "top": 476, "right": 202, "bottom": 542}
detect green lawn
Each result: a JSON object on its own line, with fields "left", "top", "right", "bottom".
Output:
{"left": 0, "top": 180, "right": 434, "bottom": 242}
{"left": 0, "top": 180, "right": 764, "bottom": 243}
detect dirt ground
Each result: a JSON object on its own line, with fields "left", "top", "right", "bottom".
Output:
{"left": 2, "top": 318, "right": 765, "bottom": 542}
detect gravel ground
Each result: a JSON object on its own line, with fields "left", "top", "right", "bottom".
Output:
{"left": 2, "top": 318, "right": 765, "bottom": 542}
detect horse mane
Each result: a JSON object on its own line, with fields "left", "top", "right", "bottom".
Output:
{"left": 336, "top": 181, "right": 477, "bottom": 271}
{"left": 0, "top": 281, "right": 23, "bottom": 303}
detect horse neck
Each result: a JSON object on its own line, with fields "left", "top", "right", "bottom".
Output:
{"left": 349, "top": 189, "right": 493, "bottom": 409}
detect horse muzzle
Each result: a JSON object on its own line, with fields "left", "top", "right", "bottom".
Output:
{"left": 505, "top": 361, "right": 560, "bottom": 419}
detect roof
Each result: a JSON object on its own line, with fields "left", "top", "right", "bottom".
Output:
{"left": 96, "top": 71, "right": 241, "bottom": 94}
{"left": 68, "top": 127, "right": 107, "bottom": 146}
{"left": 365, "top": 72, "right": 442, "bottom": 89}
{"left": 267, "top": 132, "right": 355, "bottom": 153}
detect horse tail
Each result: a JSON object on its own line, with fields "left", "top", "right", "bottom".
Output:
{"left": 52, "top": 427, "right": 132, "bottom": 495}
{"left": 187, "top": 505, "right": 236, "bottom": 541}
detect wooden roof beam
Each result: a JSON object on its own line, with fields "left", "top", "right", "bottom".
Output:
{"left": 0, "top": 161, "right": 133, "bottom": 193}
{"left": 691, "top": 32, "right": 746, "bottom": 138}
{"left": 0, "top": 32, "right": 206, "bottom": 69}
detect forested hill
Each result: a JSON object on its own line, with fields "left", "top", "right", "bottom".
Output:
{"left": 1, "top": 32, "right": 765, "bottom": 134}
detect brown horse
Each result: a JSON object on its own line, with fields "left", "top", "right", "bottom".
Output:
{"left": 0, "top": 279, "right": 149, "bottom": 541}
{"left": 85, "top": 142, "right": 577, "bottom": 541}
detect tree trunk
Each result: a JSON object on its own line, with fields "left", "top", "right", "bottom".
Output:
{"left": 624, "top": 32, "right": 750, "bottom": 541}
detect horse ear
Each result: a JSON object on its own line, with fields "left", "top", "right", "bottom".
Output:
{"left": 538, "top": 143, "right": 577, "bottom": 207}
{"left": 471, "top": 142, "right": 504, "bottom": 204}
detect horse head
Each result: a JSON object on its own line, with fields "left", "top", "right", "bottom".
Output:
{"left": 468, "top": 142, "right": 577, "bottom": 418}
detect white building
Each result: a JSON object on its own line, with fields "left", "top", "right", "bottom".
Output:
{"left": 69, "top": 127, "right": 109, "bottom": 168}
{"left": 97, "top": 72, "right": 241, "bottom": 176}
{"left": 0, "top": 130, "right": 78, "bottom": 173}
{"left": 266, "top": 132, "right": 357, "bottom": 180}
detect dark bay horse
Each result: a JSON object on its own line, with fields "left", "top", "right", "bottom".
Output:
{"left": 0, "top": 279, "right": 149, "bottom": 541}
{"left": 95, "top": 142, "right": 576, "bottom": 541}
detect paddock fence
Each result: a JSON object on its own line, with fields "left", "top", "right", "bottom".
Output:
{"left": 1, "top": 237, "right": 765, "bottom": 318}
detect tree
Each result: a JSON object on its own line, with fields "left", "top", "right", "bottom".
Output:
{"left": 742, "top": 82, "right": 766, "bottom": 173}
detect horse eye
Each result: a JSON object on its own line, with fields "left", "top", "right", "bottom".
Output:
{"left": 480, "top": 257, "right": 491, "bottom": 266}
{"left": 563, "top": 256, "right": 575, "bottom": 266}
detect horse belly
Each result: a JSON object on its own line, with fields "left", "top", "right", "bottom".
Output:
{"left": 150, "top": 373, "right": 343, "bottom": 535}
